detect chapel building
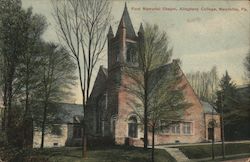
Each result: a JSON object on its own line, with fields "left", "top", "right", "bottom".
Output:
{"left": 85, "top": 4, "right": 221, "bottom": 146}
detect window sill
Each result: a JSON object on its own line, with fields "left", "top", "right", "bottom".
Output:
{"left": 159, "top": 133, "right": 194, "bottom": 136}
{"left": 127, "top": 137, "right": 140, "bottom": 140}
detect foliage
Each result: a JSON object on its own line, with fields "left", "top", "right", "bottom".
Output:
{"left": 244, "top": 50, "right": 250, "bottom": 81}
{"left": 0, "top": 0, "right": 77, "bottom": 149}
{"left": 216, "top": 71, "right": 238, "bottom": 123}
{"left": 124, "top": 23, "right": 188, "bottom": 162}
{"left": 241, "top": 50, "right": 250, "bottom": 120}
{"left": 125, "top": 23, "right": 188, "bottom": 129}
{"left": 32, "top": 42, "right": 77, "bottom": 148}
{"left": 0, "top": 0, "right": 37, "bottom": 146}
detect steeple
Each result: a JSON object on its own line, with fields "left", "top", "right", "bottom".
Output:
{"left": 108, "top": 26, "right": 114, "bottom": 39}
{"left": 116, "top": 3, "right": 136, "bottom": 38}
{"left": 138, "top": 23, "right": 144, "bottom": 35}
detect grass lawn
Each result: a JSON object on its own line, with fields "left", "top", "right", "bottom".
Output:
{"left": 174, "top": 142, "right": 250, "bottom": 159}
{"left": 26, "top": 146, "right": 176, "bottom": 162}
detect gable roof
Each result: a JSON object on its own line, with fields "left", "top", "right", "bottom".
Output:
{"left": 89, "top": 66, "right": 108, "bottom": 99}
{"left": 116, "top": 3, "right": 136, "bottom": 38}
{"left": 201, "top": 101, "right": 218, "bottom": 114}
{"left": 56, "top": 103, "right": 83, "bottom": 124}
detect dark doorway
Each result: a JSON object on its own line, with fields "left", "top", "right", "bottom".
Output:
{"left": 128, "top": 116, "right": 138, "bottom": 138}
{"left": 208, "top": 128, "right": 214, "bottom": 140}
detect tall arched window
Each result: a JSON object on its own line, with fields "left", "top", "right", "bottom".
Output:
{"left": 208, "top": 120, "right": 217, "bottom": 140}
{"left": 128, "top": 116, "right": 138, "bottom": 138}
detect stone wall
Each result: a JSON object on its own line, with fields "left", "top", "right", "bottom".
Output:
{"left": 33, "top": 124, "right": 69, "bottom": 148}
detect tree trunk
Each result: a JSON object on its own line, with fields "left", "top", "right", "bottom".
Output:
{"left": 151, "top": 125, "right": 155, "bottom": 162}
{"left": 82, "top": 123, "right": 87, "bottom": 158}
{"left": 221, "top": 112, "right": 225, "bottom": 159}
{"left": 23, "top": 66, "right": 32, "bottom": 148}
{"left": 144, "top": 73, "right": 148, "bottom": 149}
{"left": 6, "top": 71, "right": 14, "bottom": 144}
{"left": 40, "top": 101, "right": 48, "bottom": 149}
{"left": 81, "top": 118, "right": 87, "bottom": 158}
{"left": 2, "top": 76, "right": 7, "bottom": 131}
{"left": 220, "top": 93, "right": 225, "bottom": 159}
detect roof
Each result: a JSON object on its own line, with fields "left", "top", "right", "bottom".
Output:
{"left": 101, "top": 66, "right": 108, "bottom": 77}
{"left": 116, "top": 3, "right": 136, "bottom": 38}
{"left": 201, "top": 101, "right": 218, "bottom": 114}
{"left": 57, "top": 103, "right": 83, "bottom": 124}
{"left": 236, "top": 84, "right": 249, "bottom": 89}
{"left": 88, "top": 66, "right": 108, "bottom": 100}
{"left": 148, "top": 63, "right": 172, "bottom": 89}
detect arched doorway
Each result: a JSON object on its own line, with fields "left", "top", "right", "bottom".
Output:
{"left": 208, "top": 120, "right": 216, "bottom": 140}
{"left": 128, "top": 116, "right": 138, "bottom": 138}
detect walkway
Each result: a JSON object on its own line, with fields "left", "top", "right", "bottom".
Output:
{"left": 156, "top": 146, "right": 191, "bottom": 162}
{"left": 155, "top": 141, "right": 250, "bottom": 162}
{"left": 157, "top": 140, "right": 250, "bottom": 148}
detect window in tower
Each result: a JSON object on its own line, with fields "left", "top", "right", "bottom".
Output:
{"left": 126, "top": 43, "right": 137, "bottom": 64}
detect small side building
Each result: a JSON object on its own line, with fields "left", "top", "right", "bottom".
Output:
{"left": 33, "top": 103, "right": 84, "bottom": 148}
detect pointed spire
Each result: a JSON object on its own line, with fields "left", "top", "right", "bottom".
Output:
{"left": 138, "top": 23, "right": 144, "bottom": 34}
{"left": 116, "top": 2, "right": 136, "bottom": 38}
{"left": 108, "top": 26, "right": 114, "bottom": 38}
{"left": 125, "top": 2, "right": 128, "bottom": 11}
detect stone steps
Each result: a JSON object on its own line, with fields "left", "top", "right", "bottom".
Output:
{"left": 161, "top": 147, "right": 192, "bottom": 162}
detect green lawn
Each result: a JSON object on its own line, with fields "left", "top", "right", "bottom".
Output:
{"left": 174, "top": 142, "right": 250, "bottom": 159}
{"left": 24, "top": 146, "right": 176, "bottom": 162}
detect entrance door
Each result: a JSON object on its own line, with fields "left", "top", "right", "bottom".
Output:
{"left": 208, "top": 128, "right": 214, "bottom": 140}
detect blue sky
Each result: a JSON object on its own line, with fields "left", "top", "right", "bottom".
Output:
{"left": 22, "top": 0, "right": 250, "bottom": 103}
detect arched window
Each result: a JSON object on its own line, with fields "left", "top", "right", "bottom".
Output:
{"left": 208, "top": 120, "right": 217, "bottom": 128}
{"left": 126, "top": 43, "right": 137, "bottom": 64}
{"left": 128, "top": 116, "right": 138, "bottom": 138}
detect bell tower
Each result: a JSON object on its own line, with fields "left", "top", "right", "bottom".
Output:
{"left": 107, "top": 3, "right": 143, "bottom": 122}
{"left": 107, "top": 3, "right": 139, "bottom": 71}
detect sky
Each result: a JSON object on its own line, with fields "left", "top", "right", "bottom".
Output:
{"left": 22, "top": 0, "right": 250, "bottom": 104}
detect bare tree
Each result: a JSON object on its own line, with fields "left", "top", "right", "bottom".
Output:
{"left": 52, "top": 0, "right": 111, "bottom": 157}
{"left": 186, "top": 66, "right": 219, "bottom": 102}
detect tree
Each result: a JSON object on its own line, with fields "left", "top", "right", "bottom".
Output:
{"left": 217, "top": 71, "right": 238, "bottom": 158}
{"left": 245, "top": 50, "right": 250, "bottom": 81}
{"left": 138, "top": 23, "right": 173, "bottom": 149}
{"left": 34, "top": 43, "right": 77, "bottom": 148}
{"left": 217, "top": 71, "right": 238, "bottom": 122}
{"left": 52, "top": 0, "right": 111, "bottom": 157}
{"left": 186, "top": 67, "right": 219, "bottom": 160}
{"left": 244, "top": 50, "right": 250, "bottom": 117}
{"left": 0, "top": 0, "right": 30, "bottom": 146}
{"left": 186, "top": 66, "right": 219, "bottom": 102}
{"left": 0, "top": 0, "right": 51, "bottom": 148}
{"left": 124, "top": 23, "right": 189, "bottom": 162}
{"left": 13, "top": 8, "right": 47, "bottom": 148}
